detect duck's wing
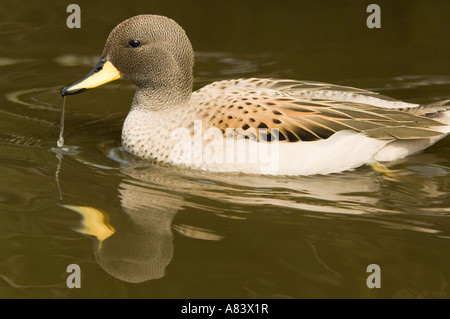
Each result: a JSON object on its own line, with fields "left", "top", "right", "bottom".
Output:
{"left": 193, "top": 78, "right": 448, "bottom": 142}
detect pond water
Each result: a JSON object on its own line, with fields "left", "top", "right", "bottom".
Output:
{"left": 0, "top": 0, "right": 449, "bottom": 298}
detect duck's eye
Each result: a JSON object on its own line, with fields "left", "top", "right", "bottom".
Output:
{"left": 129, "top": 40, "right": 141, "bottom": 48}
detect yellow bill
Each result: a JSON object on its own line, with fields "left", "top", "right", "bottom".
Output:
{"left": 61, "top": 58, "right": 121, "bottom": 96}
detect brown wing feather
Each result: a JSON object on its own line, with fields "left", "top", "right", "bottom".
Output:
{"left": 194, "top": 79, "right": 446, "bottom": 142}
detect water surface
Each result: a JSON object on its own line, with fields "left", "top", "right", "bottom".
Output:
{"left": 0, "top": 0, "right": 449, "bottom": 298}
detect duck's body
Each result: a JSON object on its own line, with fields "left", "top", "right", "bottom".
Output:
{"left": 62, "top": 15, "right": 450, "bottom": 175}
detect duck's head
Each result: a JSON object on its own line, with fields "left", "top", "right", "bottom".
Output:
{"left": 61, "top": 15, "right": 194, "bottom": 106}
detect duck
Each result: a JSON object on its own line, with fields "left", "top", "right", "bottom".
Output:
{"left": 61, "top": 14, "right": 450, "bottom": 175}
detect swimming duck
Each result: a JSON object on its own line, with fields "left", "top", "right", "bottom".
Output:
{"left": 61, "top": 14, "right": 450, "bottom": 175}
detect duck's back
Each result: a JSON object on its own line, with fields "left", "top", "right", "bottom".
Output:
{"left": 190, "top": 78, "right": 448, "bottom": 143}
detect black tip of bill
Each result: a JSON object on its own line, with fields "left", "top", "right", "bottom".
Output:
{"left": 60, "top": 86, "right": 86, "bottom": 97}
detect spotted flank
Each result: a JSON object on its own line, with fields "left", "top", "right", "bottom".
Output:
{"left": 192, "top": 78, "right": 447, "bottom": 143}
{"left": 61, "top": 15, "right": 450, "bottom": 175}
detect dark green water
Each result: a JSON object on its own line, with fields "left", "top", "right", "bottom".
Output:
{"left": 0, "top": 0, "right": 449, "bottom": 298}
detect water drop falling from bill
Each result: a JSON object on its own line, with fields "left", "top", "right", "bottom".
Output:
{"left": 57, "top": 96, "right": 66, "bottom": 147}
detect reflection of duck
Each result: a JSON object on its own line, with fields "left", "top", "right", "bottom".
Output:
{"left": 98, "top": 183, "right": 180, "bottom": 283}
{"left": 63, "top": 162, "right": 387, "bottom": 283}
{"left": 66, "top": 174, "right": 183, "bottom": 283}
{"left": 61, "top": 14, "right": 449, "bottom": 175}
{"left": 62, "top": 150, "right": 448, "bottom": 284}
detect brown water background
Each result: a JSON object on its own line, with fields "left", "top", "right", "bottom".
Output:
{"left": 0, "top": 0, "right": 449, "bottom": 298}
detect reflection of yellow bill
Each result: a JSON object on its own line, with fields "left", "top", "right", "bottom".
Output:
{"left": 61, "top": 59, "right": 121, "bottom": 96}
{"left": 63, "top": 205, "right": 115, "bottom": 242}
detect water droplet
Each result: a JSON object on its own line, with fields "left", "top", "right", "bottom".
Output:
{"left": 57, "top": 96, "right": 66, "bottom": 148}
{"left": 57, "top": 137, "right": 64, "bottom": 148}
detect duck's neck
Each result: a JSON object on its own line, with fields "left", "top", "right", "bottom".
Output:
{"left": 123, "top": 81, "right": 194, "bottom": 160}
{"left": 122, "top": 104, "right": 182, "bottom": 160}
{"left": 131, "top": 75, "right": 193, "bottom": 112}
